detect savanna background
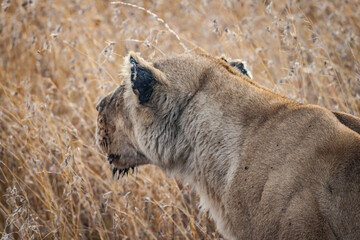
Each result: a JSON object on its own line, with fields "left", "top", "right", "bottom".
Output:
{"left": 0, "top": 0, "right": 359, "bottom": 239}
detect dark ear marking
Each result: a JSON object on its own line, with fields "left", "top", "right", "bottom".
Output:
{"left": 220, "top": 56, "right": 252, "bottom": 79}
{"left": 129, "top": 56, "right": 156, "bottom": 104}
{"left": 230, "top": 61, "right": 251, "bottom": 78}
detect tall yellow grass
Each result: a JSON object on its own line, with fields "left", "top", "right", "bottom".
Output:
{"left": 0, "top": 0, "right": 359, "bottom": 239}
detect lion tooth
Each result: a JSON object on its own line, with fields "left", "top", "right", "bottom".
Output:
{"left": 122, "top": 168, "right": 128, "bottom": 177}
{"left": 118, "top": 169, "right": 123, "bottom": 179}
{"left": 112, "top": 167, "right": 118, "bottom": 177}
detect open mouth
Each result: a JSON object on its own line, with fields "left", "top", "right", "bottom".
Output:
{"left": 108, "top": 154, "right": 135, "bottom": 178}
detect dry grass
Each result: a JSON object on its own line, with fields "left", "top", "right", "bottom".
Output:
{"left": 0, "top": 0, "right": 359, "bottom": 239}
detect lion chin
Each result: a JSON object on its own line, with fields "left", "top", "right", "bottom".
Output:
{"left": 107, "top": 154, "right": 134, "bottom": 178}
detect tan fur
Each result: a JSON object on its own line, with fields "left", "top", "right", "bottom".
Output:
{"left": 96, "top": 52, "right": 360, "bottom": 239}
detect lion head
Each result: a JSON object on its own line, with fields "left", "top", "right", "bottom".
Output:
{"left": 96, "top": 52, "right": 252, "bottom": 177}
{"left": 96, "top": 84, "right": 150, "bottom": 177}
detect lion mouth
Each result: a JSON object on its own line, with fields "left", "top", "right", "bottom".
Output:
{"left": 108, "top": 154, "right": 135, "bottom": 178}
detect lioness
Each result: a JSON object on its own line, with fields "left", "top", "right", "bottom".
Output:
{"left": 96, "top": 52, "right": 360, "bottom": 239}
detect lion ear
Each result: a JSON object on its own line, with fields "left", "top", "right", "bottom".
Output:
{"left": 229, "top": 59, "right": 252, "bottom": 79}
{"left": 124, "top": 52, "right": 168, "bottom": 105}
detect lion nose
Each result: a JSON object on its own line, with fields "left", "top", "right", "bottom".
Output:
{"left": 96, "top": 97, "right": 106, "bottom": 111}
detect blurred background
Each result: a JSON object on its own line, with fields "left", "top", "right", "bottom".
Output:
{"left": 0, "top": 0, "right": 359, "bottom": 239}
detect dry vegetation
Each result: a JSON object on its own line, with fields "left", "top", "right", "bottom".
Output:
{"left": 0, "top": 0, "right": 359, "bottom": 239}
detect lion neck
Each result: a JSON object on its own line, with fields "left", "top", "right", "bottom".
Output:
{"left": 144, "top": 74, "right": 292, "bottom": 239}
